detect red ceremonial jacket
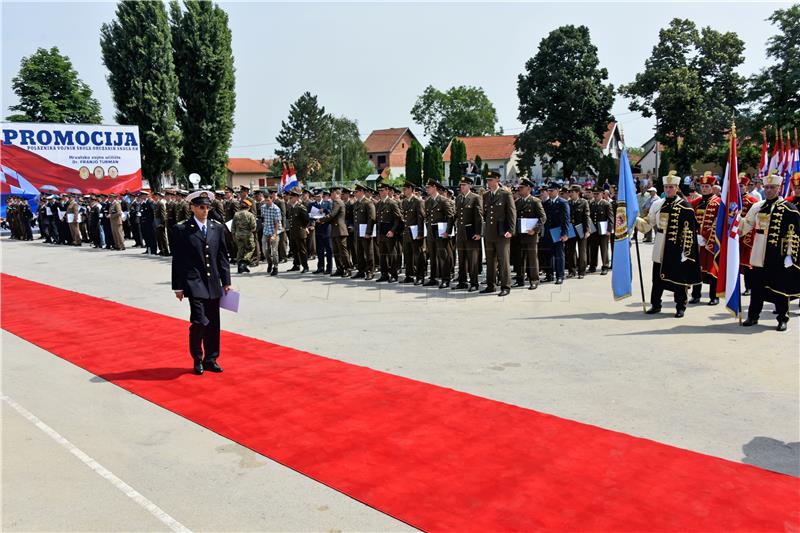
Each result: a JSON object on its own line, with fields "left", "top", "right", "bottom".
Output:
{"left": 690, "top": 194, "right": 721, "bottom": 278}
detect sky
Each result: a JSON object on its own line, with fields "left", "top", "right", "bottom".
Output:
{"left": 1, "top": 1, "right": 791, "bottom": 161}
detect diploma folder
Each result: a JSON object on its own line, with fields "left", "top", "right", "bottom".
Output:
{"left": 220, "top": 290, "right": 240, "bottom": 313}
{"left": 549, "top": 224, "right": 576, "bottom": 243}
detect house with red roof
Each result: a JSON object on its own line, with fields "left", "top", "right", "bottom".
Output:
{"left": 363, "top": 128, "right": 419, "bottom": 178}
{"left": 443, "top": 135, "right": 520, "bottom": 184}
{"left": 226, "top": 158, "right": 276, "bottom": 190}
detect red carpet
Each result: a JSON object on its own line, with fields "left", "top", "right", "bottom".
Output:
{"left": 2, "top": 273, "right": 798, "bottom": 532}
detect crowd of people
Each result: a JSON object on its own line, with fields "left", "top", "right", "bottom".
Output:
{"left": 4, "top": 169, "right": 799, "bottom": 331}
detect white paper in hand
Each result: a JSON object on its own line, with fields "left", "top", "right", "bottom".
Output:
{"left": 358, "top": 223, "right": 368, "bottom": 237}
{"left": 520, "top": 218, "right": 538, "bottom": 233}
{"left": 220, "top": 290, "right": 240, "bottom": 312}
{"left": 225, "top": 219, "right": 233, "bottom": 232}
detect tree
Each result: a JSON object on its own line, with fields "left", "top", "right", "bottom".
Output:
{"left": 7, "top": 47, "right": 101, "bottom": 123}
{"left": 448, "top": 138, "right": 467, "bottom": 185}
{"left": 169, "top": 0, "right": 236, "bottom": 188}
{"left": 411, "top": 85, "right": 500, "bottom": 151}
{"left": 620, "top": 18, "right": 747, "bottom": 174}
{"left": 405, "top": 139, "right": 424, "bottom": 185}
{"left": 597, "top": 154, "right": 616, "bottom": 187}
{"left": 274, "top": 92, "right": 333, "bottom": 181}
{"left": 423, "top": 144, "right": 444, "bottom": 183}
{"left": 748, "top": 5, "right": 800, "bottom": 132}
{"left": 474, "top": 154, "right": 482, "bottom": 174}
{"left": 516, "top": 25, "right": 615, "bottom": 181}
{"left": 328, "top": 115, "right": 371, "bottom": 181}
{"left": 101, "top": 0, "right": 181, "bottom": 190}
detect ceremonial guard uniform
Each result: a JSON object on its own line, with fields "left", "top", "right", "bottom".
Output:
{"left": 566, "top": 185, "right": 590, "bottom": 279}
{"left": 400, "top": 181, "right": 426, "bottom": 285}
{"left": 739, "top": 170, "right": 800, "bottom": 331}
{"left": 514, "top": 179, "right": 546, "bottom": 290}
{"left": 232, "top": 200, "right": 257, "bottom": 273}
{"left": 738, "top": 173, "right": 759, "bottom": 295}
{"left": 481, "top": 172, "right": 516, "bottom": 296}
{"left": 375, "top": 183, "right": 403, "bottom": 282}
{"left": 588, "top": 188, "right": 613, "bottom": 274}
{"left": 453, "top": 177, "right": 484, "bottom": 291}
{"left": 689, "top": 172, "right": 721, "bottom": 305}
{"left": 171, "top": 191, "right": 231, "bottom": 375}
{"left": 352, "top": 184, "right": 376, "bottom": 279}
{"left": 635, "top": 171, "right": 702, "bottom": 317}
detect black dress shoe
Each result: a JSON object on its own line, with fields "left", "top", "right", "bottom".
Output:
{"left": 287, "top": 265, "right": 300, "bottom": 272}
{"left": 203, "top": 362, "right": 223, "bottom": 373}
{"left": 242, "top": 265, "right": 251, "bottom": 273}
{"left": 468, "top": 284, "right": 479, "bottom": 292}
{"left": 351, "top": 271, "right": 364, "bottom": 279}
{"left": 498, "top": 288, "right": 510, "bottom": 297}
{"left": 529, "top": 281, "right": 539, "bottom": 290}
{"left": 451, "top": 283, "right": 469, "bottom": 290}
{"left": 438, "top": 280, "right": 451, "bottom": 289}
{"left": 375, "top": 276, "right": 390, "bottom": 282}
{"left": 743, "top": 289, "right": 751, "bottom": 296}
{"left": 193, "top": 363, "right": 204, "bottom": 375}
{"left": 777, "top": 321, "right": 788, "bottom": 332}
{"left": 600, "top": 268, "right": 608, "bottom": 276}
{"left": 513, "top": 280, "right": 525, "bottom": 287}
{"left": 566, "top": 272, "right": 576, "bottom": 279}
{"left": 401, "top": 277, "right": 415, "bottom": 284}
{"left": 331, "top": 270, "right": 343, "bottom": 277}
{"left": 554, "top": 278, "right": 563, "bottom": 285}
{"left": 645, "top": 306, "right": 662, "bottom": 314}
{"left": 577, "top": 273, "right": 585, "bottom": 279}
{"left": 480, "top": 287, "right": 496, "bottom": 294}
{"left": 675, "top": 309, "right": 685, "bottom": 318}
{"left": 364, "top": 274, "right": 374, "bottom": 280}
{"left": 423, "top": 279, "right": 438, "bottom": 287}
{"left": 301, "top": 267, "right": 309, "bottom": 273}
{"left": 414, "top": 278, "right": 424, "bottom": 286}
{"left": 688, "top": 297, "right": 701, "bottom": 304}
{"left": 270, "top": 268, "right": 278, "bottom": 276}
{"left": 708, "top": 298, "right": 719, "bottom": 305}
{"left": 742, "top": 318, "right": 758, "bottom": 326}
{"left": 312, "top": 269, "right": 325, "bottom": 274}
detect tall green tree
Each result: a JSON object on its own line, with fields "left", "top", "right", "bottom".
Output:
{"left": 169, "top": 0, "right": 236, "bottom": 188}
{"left": 748, "top": 5, "right": 800, "bottom": 132}
{"left": 448, "top": 138, "right": 467, "bottom": 185}
{"left": 516, "top": 25, "right": 615, "bottom": 181}
{"left": 405, "top": 139, "right": 424, "bottom": 185}
{"left": 411, "top": 85, "right": 500, "bottom": 151}
{"left": 274, "top": 92, "right": 333, "bottom": 182}
{"left": 101, "top": 0, "right": 181, "bottom": 190}
{"left": 7, "top": 47, "right": 101, "bottom": 123}
{"left": 620, "top": 18, "right": 747, "bottom": 174}
{"left": 423, "top": 144, "right": 444, "bottom": 183}
{"left": 327, "top": 115, "right": 371, "bottom": 181}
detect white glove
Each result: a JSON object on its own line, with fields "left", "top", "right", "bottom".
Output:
{"left": 681, "top": 252, "right": 688, "bottom": 263}
{"left": 785, "top": 256, "right": 794, "bottom": 268}
{"left": 697, "top": 235, "right": 706, "bottom": 247}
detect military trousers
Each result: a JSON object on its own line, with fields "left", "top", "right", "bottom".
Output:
{"left": 68, "top": 221, "right": 82, "bottom": 246}
{"left": 588, "top": 233, "right": 610, "bottom": 269}
{"left": 436, "top": 236, "right": 453, "bottom": 282}
{"left": 566, "top": 235, "right": 588, "bottom": 275}
{"left": 515, "top": 234, "right": 540, "bottom": 283}
{"left": 156, "top": 224, "right": 170, "bottom": 255}
{"left": 290, "top": 232, "right": 308, "bottom": 268}
{"left": 651, "top": 262, "right": 688, "bottom": 311}
{"left": 332, "top": 235, "right": 352, "bottom": 272}
{"left": 112, "top": 223, "right": 125, "bottom": 250}
{"left": 188, "top": 297, "right": 221, "bottom": 364}
{"left": 485, "top": 238, "right": 512, "bottom": 290}
{"left": 746, "top": 267, "right": 789, "bottom": 323}
{"left": 278, "top": 231, "right": 288, "bottom": 261}
{"left": 234, "top": 233, "right": 255, "bottom": 264}
{"left": 691, "top": 275, "right": 718, "bottom": 301}
{"left": 426, "top": 230, "right": 439, "bottom": 279}
{"left": 403, "top": 234, "right": 426, "bottom": 280}
{"left": 378, "top": 235, "right": 400, "bottom": 278}
{"left": 456, "top": 238, "right": 481, "bottom": 286}
{"left": 355, "top": 236, "right": 374, "bottom": 274}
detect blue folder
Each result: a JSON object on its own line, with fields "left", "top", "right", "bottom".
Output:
{"left": 549, "top": 223, "right": 576, "bottom": 242}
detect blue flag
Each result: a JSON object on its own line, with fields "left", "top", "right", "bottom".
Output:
{"left": 611, "top": 148, "right": 640, "bottom": 300}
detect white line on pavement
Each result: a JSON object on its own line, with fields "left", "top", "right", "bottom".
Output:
{"left": 1, "top": 394, "right": 192, "bottom": 533}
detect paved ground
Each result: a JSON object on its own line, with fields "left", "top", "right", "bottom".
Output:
{"left": 2, "top": 238, "right": 799, "bottom": 531}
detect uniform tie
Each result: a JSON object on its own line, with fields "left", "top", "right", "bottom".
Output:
{"left": 201, "top": 224, "right": 207, "bottom": 237}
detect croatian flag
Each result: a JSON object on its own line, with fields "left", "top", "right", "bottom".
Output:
{"left": 759, "top": 130, "right": 769, "bottom": 178}
{"left": 768, "top": 129, "right": 780, "bottom": 172}
{"left": 281, "top": 164, "right": 298, "bottom": 193}
{"left": 714, "top": 127, "right": 741, "bottom": 317}
{"left": 782, "top": 131, "right": 798, "bottom": 198}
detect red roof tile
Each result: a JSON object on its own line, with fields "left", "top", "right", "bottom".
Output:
{"left": 364, "top": 128, "right": 413, "bottom": 154}
{"left": 443, "top": 135, "right": 518, "bottom": 162}
{"left": 227, "top": 158, "right": 268, "bottom": 174}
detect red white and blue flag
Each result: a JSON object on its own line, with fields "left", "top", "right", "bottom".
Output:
{"left": 782, "top": 130, "right": 798, "bottom": 198}
{"left": 714, "top": 126, "right": 741, "bottom": 317}
{"left": 759, "top": 129, "right": 769, "bottom": 178}
{"left": 281, "top": 163, "right": 298, "bottom": 193}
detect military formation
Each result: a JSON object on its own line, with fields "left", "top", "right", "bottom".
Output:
{"left": 4, "top": 169, "right": 799, "bottom": 331}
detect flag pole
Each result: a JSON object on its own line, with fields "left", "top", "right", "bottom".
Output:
{"left": 633, "top": 227, "right": 647, "bottom": 313}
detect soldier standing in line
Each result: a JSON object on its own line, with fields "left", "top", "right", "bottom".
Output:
{"left": 317, "top": 186, "right": 352, "bottom": 277}
{"left": 109, "top": 193, "right": 126, "bottom": 250}
{"left": 223, "top": 186, "right": 238, "bottom": 260}
{"left": 351, "top": 184, "right": 376, "bottom": 280}
{"left": 423, "top": 181, "right": 441, "bottom": 285}
{"left": 566, "top": 184, "right": 590, "bottom": 279}
{"left": 588, "top": 187, "right": 612, "bottom": 274}
{"left": 452, "top": 176, "right": 483, "bottom": 291}
{"left": 232, "top": 199, "right": 257, "bottom": 273}
{"left": 286, "top": 190, "right": 310, "bottom": 273}
{"left": 139, "top": 190, "right": 158, "bottom": 254}
{"left": 154, "top": 191, "right": 170, "bottom": 256}
{"left": 400, "top": 181, "right": 426, "bottom": 285}
{"left": 514, "top": 178, "right": 546, "bottom": 290}
{"left": 739, "top": 169, "right": 799, "bottom": 332}
{"left": 375, "top": 183, "right": 403, "bottom": 282}
{"left": 481, "top": 172, "right": 516, "bottom": 296}
{"left": 66, "top": 193, "right": 82, "bottom": 246}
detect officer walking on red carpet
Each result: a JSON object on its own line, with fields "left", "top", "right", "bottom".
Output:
{"left": 172, "top": 190, "right": 232, "bottom": 375}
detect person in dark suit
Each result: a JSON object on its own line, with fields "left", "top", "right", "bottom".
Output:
{"left": 171, "top": 191, "right": 232, "bottom": 375}
{"left": 544, "top": 184, "right": 570, "bottom": 284}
